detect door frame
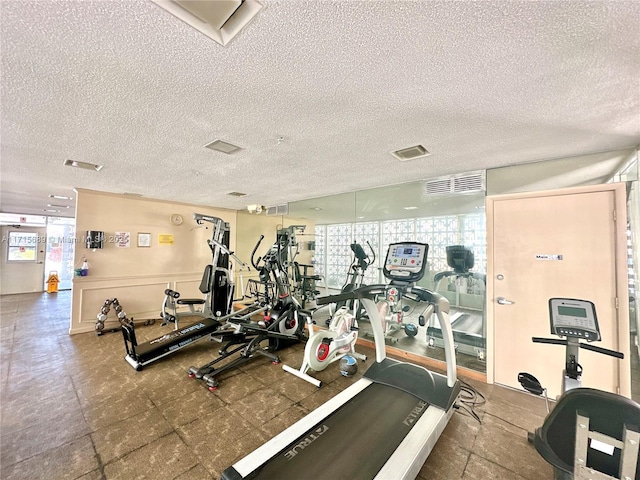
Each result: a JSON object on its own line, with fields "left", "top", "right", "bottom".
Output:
{"left": 486, "top": 182, "right": 630, "bottom": 397}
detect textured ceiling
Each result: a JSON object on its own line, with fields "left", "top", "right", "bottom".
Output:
{"left": 1, "top": 0, "right": 639, "bottom": 218}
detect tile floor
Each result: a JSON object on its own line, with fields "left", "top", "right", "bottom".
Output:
{"left": 1, "top": 290, "right": 555, "bottom": 480}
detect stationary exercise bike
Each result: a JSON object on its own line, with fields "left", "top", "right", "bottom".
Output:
{"left": 518, "top": 298, "right": 640, "bottom": 480}
{"left": 282, "top": 305, "right": 366, "bottom": 387}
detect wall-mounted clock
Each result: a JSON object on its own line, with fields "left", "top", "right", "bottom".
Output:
{"left": 170, "top": 214, "right": 184, "bottom": 226}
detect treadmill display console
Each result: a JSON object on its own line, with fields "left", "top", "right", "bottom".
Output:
{"left": 548, "top": 298, "right": 600, "bottom": 342}
{"left": 383, "top": 242, "right": 428, "bottom": 282}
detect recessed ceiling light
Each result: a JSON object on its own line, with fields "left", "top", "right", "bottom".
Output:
{"left": 43, "top": 209, "right": 60, "bottom": 213}
{"left": 64, "top": 159, "right": 103, "bottom": 171}
{"left": 47, "top": 204, "right": 70, "bottom": 208}
{"left": 357, "top": 216, "right": 365, "bottom": 219}
{"left": 205, "top": 139, "right": 243, "bottom": 154}
{"left": 403, "top": 206, "right": 419, "bottom": 210}
{"left": 391, "top": 145, "right": 430, "bottom": 162}
{"left": 310, "top": 207, "right": 322, "bottom": 211}
{"left": 49, "top": 194, "right": 74, "bottom": 200}
{"left": 227, "top": 191, "right": 247, "bottom": 197}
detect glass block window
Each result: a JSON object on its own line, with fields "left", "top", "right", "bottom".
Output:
{"left": 381, "top": 219, "right": 415, "bottom": 254}
{"left": 326, "top": 224, "right": 354, "bottom": 289}
{"left": 313, "top": 225, "right": 326, "bottom": 279}
{"left": 460, "top": 212, "right": 487, "bottom": 273}
{"left": 353, "top": 222, "right": 380, "bottom": 285}
{"left": 416, "top": 216, "right": 460, "bottom": 274}
{"left": 317, "top": 212, "right": 486, "bottom": 289}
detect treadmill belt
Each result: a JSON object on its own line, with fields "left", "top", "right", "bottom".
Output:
{"left": 250, "top": 382, "right": 429, "bottom": 479}
{"left": 451, "top": 313, "right": 483, "bottom": 336}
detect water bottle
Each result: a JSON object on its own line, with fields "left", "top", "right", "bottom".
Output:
{"left": 81, "top": 259, "right": 89, "bottom": 276}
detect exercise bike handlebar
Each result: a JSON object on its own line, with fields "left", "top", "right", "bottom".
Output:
{"left": 581, "top": 342, "right": 624, "bottom": 359}
{"left": 532, "top": 336, "right": 624, "bottom": 359}
{"left": 316, "top": 284, "right": 386, "bottom": 306}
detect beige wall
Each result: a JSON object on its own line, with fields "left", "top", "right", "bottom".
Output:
{"left": 71, "top": 190, "right": 315, "bottom": 334}
{"left": 71, "top": 189, "right": 237, "bottom": 334}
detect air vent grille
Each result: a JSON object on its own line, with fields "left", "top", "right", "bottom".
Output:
{"left": 424, "top": 171, "right": 485, "bottom": 196}
{"left": 266, "top": 204, "right": 288, "bottom": 216}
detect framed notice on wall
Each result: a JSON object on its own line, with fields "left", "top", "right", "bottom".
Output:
{"left": 137, "top": 233, "right": 151, "bottom": 247}
{"left": 158, "top": 234, "right": 174, "bottom": 245}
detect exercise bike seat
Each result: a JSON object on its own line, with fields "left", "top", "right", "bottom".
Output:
{"left": 533, "top": 388, "right": 640, "bottom": 479}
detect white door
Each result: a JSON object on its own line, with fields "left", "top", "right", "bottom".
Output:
{"left": 0, "top": 226, "right": 47, "bottom": 294}
{"left": 488, "top": 184, "right": 630, "bottom": 399}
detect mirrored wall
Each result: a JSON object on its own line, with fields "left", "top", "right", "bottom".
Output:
{"left": 284, "top": 147, "right": 638, "bottom": 377}
{"left": 287, "top": 178, "right": 488, "bottom": 373}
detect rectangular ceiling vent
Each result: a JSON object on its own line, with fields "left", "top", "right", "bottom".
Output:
{"left": 63, "top": 159, "right": 103, "bottom": 171}
{"left": 152, "top": 0, "right": 264, "bottom": 47}
{"left": 205, "top": 139, "right": 243, "bottom": 154}
{"left": 266, "top": 204, "right": 288, "bottom": 216}
{"left": 424, "top": 171, "right": 485, "bottom": 196}
{"left": 391, "top": 145, "right": 430, "bottom": 162}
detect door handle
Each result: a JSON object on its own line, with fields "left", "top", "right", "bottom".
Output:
{"left": 497, "top": 297, "right": 515, "bottom": 305}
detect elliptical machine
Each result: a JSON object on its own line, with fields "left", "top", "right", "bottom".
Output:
{"left": 518, "top": 298, "right": 640, "bottom": 480}
{"left": 329, "top": 241, "right": 375, "bottom": 320}
{"left": 186, "top": 231, "right": 308, "bottom": 391}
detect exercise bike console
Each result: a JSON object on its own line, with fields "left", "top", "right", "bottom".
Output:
{"left": 548, "top": 298, "right": 600, "bottom": 341}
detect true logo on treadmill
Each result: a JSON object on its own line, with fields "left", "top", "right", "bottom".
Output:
{"left": 283, "top": 425, "right": 329, "bottom": 460}
{"left": 402, "top": 401, "right": 428, "bottom": 426}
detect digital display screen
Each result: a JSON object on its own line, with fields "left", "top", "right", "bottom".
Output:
{"left": 550, "top": 299, "right": 598, "bottom": 338}
{"left": 557, "top": 306, "right": 587, "bottom": 318}
{"left": 395, "top": 247, "right": 420, "bottom": 258}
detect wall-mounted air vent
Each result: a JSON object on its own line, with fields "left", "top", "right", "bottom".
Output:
{"left": 266, "top": 204, "right": 289, "bottom": 216}
{"left": 152, "top": 0, "right": 264, "bottom": 47}
{"left": 391, "top": 145, "right": 430, "bottom": 161}
{"left": 424, "top": 171, "right": 485, "bottom": 196}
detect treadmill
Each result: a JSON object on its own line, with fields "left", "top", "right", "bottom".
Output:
{"left": 222, "top": 241, "right": 461, "bottom": 480}
{"left": 427, "top": 245, "right": 486, "bottom": 360}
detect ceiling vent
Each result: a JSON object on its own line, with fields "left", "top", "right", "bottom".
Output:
{"left": 205, "top": 139, "right": 243, "bottom": 154}
{"left": 63, "top": 159, "right": 103, "bottom": 171}
{"left": 424, "top": 171, "right": 485, "bottom": 196}
{"left": 391, "top": 145, "right": 430, "bottom": 161}
{"left": 152, "top": 0, "right": 264, "bottom": 47}
{"left": 266, "top": 204, "right": 289, "bottom": 216}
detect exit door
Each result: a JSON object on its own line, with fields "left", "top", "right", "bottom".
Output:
{"left": 0, "top": 225, "right": 47, "bottom": 294}
{"left": 487, "top": 183, "right": 630, "bottom": 399}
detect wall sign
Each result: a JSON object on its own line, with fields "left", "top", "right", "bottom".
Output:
{"left": 114, "top": 232, "right": 131, "bottom": 248}
{"left": 535, "top": 254, "right": 563, "bottom": 260}
{"left": 159, "top": 234, "right": 174, "bottom": 245}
